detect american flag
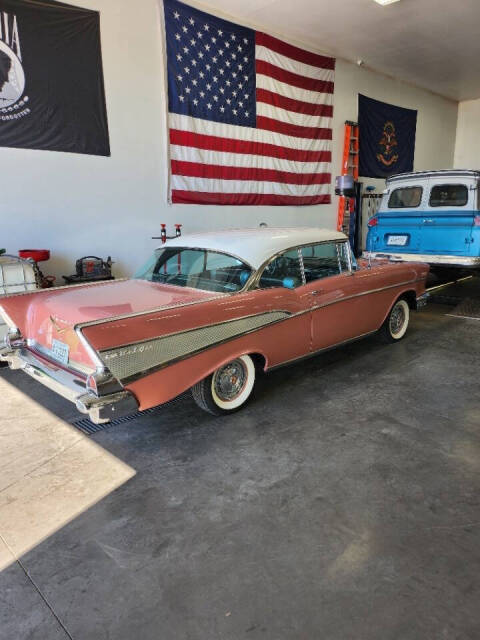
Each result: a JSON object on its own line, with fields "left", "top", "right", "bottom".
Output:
{"left": 164, "top": 0, "right": 335, "bottom": 206}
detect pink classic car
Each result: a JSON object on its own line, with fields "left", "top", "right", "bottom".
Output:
{"left": 0, "top": 228, "right": 429, "bottom": 423}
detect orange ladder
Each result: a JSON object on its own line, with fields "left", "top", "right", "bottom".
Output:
{"left": 336, "top": 121, "right": 359, "bottom": 234}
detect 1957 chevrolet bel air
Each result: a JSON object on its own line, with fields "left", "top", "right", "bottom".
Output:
{"left": 0, "top": 228, "right": 429, "bottom": 423}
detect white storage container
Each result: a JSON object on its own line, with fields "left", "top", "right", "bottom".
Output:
{"left": 0, "top": 255, "right": 39, "bottom": 342}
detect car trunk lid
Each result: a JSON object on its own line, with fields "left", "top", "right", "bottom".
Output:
{"left": 0, "top": 279, "right": 217, "bottom": 370}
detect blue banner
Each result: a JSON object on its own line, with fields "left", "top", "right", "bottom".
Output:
{"left": 358, "top": 94, "right": 417, "bottom": 179}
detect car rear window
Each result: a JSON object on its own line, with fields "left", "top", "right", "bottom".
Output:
{"left": 429, "top": 184, "right": 468, "bottom": 207}
{"left": 388, "top": 186, "right": 423, "bottom": 208}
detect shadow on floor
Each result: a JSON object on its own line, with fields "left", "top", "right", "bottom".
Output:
{"left": 1, "top": 303, "right": 480, "bottom": 640}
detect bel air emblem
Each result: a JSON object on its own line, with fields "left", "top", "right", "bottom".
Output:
{"left": 50, "top": 316, "right": 67, "bottom": 334}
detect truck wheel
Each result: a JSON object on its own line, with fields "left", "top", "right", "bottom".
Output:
{"left": 191, "top": 355, "right": 256, "bottom": 415}
{"left": 380, "top": 298, "right": 410, "bottom": 343}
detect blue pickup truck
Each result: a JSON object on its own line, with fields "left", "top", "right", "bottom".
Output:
{"left": 365, "top": 170, "right": 480, "bottom": 270}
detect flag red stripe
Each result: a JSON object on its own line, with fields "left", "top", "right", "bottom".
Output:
{"left": 170, "top": 129, "right": 332, "bottom": 163}
{"left": 256, "top": 32, "right": 335, "bottom": 70}
{"left": 256, "top": 59, "right": 334, "bottom": 94}
{"left": 172, "top": 190, "right": 331, "bottom": 206}
{"left": 256, "top": 88, "right": 333, "bottom": 117}
{"left": 171, "top": 160, "right": 331, "bottom": 185}
{"left": 256, "top": 115, "right": 332, "bottom": 140}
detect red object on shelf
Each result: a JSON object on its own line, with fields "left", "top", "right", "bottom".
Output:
{"left": 18, "top": 249, "right": 50, "bottom": 262}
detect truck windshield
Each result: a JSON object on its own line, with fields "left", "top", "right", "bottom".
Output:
{"left": 135, "top": 247, "right": 252, "bottom": 293}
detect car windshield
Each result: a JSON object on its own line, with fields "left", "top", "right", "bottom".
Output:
{"left": 134, "top": 247, "right": 253, "bottom": 293}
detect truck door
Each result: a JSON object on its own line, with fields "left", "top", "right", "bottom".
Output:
{"left": 420, "top": 178, "right": 475, "bottom": 256}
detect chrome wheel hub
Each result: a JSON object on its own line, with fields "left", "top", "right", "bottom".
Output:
{"left": 213, "top": 359, "right": 247, "bottom": 402}
{"left": 390, "top": 305, "right": 405, "bottom": 335}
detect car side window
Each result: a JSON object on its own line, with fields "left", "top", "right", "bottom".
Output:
{"left": 301, "top": 242, "right": 349, "bottom": 283}
{"left": 429, "top": 184, "right": 468, "bottom": 207}
{"left": 258, "top": 248, "right": 303, "bottom": 289}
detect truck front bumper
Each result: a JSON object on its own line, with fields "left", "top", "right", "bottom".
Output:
{"left": 0, "top": 343, "right": 139, "bottom": 424}
{"left": 363, "top": 251, "right": 480, "bottom": 268}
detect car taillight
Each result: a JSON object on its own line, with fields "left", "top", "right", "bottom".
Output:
{"left": 86, "top": 374, "right": 98, "bottom": 394}
{"left": 368, "top": 216, "right": 378, "bottom": 228}
{"left": 86, "top": 370, "right": 123, "bottom": 396}
{"left": 474, "top": 215, "right": 480, "bottom": 227}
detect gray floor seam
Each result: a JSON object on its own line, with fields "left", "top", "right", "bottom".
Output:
{"left": 0, "top": 533, "right": 74, "bottom": 640}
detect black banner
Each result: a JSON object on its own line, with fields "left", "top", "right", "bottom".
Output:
{"left": 358, "top": 94, "right": 417, "bottom": 179}
{"left": 0, "top": 0, "right": 109, "bottom": 155}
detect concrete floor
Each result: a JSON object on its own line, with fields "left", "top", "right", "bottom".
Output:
{"left": 1, "top": 301, "right": 479, "bottom": 640}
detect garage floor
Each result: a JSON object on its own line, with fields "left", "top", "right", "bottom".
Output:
{"left": 1, "top": 299, "right": 480, "bottom": 640}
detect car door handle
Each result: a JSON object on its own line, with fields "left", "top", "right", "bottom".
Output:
{"left": 310, "top": 290, "right": 322, "bottom": 295}
{"left": 423, "top": 219, "right": 435, "bottom": 223}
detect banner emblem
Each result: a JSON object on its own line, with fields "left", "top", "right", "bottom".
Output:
{"left": 358, "top": 94, "right": 417, "bottom": 179}
{"left": 0, "top": 12, "right": 29, "bottom": 120}
{"left": 377, "top": 121, "right": 398, "bottom": 167}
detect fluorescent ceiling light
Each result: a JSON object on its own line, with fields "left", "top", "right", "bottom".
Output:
{"left": 374, "top": 0, "right": 401, "bottom": 5}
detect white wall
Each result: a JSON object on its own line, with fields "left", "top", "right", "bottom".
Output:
{"left": 0, "top": 0, "right": 458, "bottom": 281}
{"left": 454, "top": 99, "right": 480, "bottom": 169}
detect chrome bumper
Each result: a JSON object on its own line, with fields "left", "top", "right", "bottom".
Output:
{"left": 363, "top": 251, "right": 480, "bottom": 267}
{"left": 0, "top": 343, "right": 138, "bottom": 424}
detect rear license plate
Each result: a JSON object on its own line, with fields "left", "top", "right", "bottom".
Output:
{"left": 51, "top": 339, "right": 70, "bottom": 365}
{"left": 387, "top": 235, "right": 408, "bottom": 246}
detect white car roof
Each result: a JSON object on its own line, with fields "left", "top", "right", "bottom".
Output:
{"left": 161, "top": 227, "right": 347, "bottom": 269}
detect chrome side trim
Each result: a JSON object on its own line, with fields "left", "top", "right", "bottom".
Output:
{"left": 101, "top": 310, "right": 291, "bottom": 384}
{"left": 363, "top": 251, "right": 480, "bottom": 267}
{"left": 305, "top": 276, "right": 425, "bottom": 315}
{"left": 98, "top": 309, "right": 291, "bottom": 352}
{"left": 75, "top": 325, "right": 108, "bottom": 372}
{"left": 269, "top": 330, "right": 378, "bottom": 371}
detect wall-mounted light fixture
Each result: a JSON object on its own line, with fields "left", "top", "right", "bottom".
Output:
{"left": 374, "top": 0, "right": 401, "bottom": 5}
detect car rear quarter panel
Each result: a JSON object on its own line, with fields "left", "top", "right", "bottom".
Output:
{"left": 81, "top": 287, "right": 310, "bottom": 411}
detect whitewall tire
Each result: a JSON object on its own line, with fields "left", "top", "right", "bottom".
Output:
{"left": 381, "top": 298, "right": 410, "bottom": 342}
{"left": 191, "top": 355, "right": 256, "bottom": 415}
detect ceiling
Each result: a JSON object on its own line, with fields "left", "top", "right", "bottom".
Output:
{"left": 198, "top": 0, "right": 480, "bottom": 102}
